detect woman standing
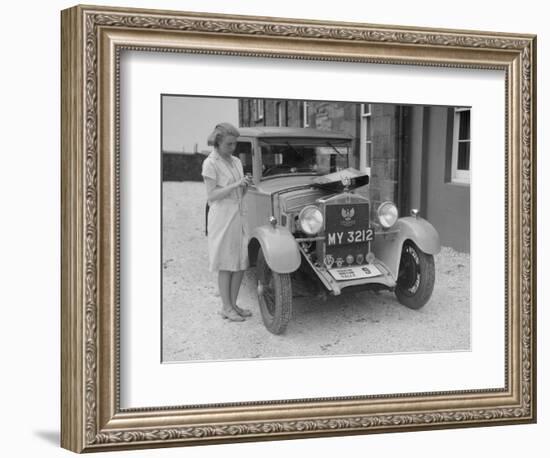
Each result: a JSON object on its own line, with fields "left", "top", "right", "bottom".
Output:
{"left": 201, "top": 123, "right": 253, "bottom": 322}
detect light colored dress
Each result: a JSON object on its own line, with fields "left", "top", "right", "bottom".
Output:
{"left": 201, "top": 150, "right": 249, "bottom": 272}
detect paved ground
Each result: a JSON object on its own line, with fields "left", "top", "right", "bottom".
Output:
{"left": 162, "top": 181, "right": 470, "bottom": 362}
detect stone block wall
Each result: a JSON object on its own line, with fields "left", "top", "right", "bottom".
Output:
{"left": 368, "top": 104, "right": 399, "bottom": 209}
{"left": 308, "top": 101, "right": 360, "bottom": 168}
{"left": 239, "top": 99, "right": 305, "bottom": 127}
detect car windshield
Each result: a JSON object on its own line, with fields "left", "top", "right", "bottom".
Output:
{"left": 260, "top": 138, "right": 351, "bottom": 178}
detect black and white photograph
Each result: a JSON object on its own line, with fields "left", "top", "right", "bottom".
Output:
{"left": 2, "top": 0, "right": 544, "bottom": 455}
{"left": 161, "top": 95, "right": 471, "bottom": 362}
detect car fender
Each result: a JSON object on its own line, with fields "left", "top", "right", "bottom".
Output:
{"left": 373, "top": 216, "right": 440, "bottom": 280}
{"left": 249, "top": 225, "right": 301, "bottom": 274}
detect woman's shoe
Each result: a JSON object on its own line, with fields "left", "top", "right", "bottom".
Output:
{"left": 233, "top": 304, "right": 252, "bottom": 317}
{"left": 219, "top": 309, "right": 245, "bottom": 322}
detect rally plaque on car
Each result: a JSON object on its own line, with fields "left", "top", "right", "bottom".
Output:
{"left": 329, "top": 264, "right": 382, "bottom": 281}
{"left": 324, "top": 203, "right": 375, "bottom": 277}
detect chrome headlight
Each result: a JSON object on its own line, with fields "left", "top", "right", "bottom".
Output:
{"left": 378, "top": 201, "right": 398, "bottom": 228}
{"left": 299, "top": 205, "right": 324, "bottom": 235}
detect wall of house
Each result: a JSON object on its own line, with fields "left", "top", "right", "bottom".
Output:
{"left": 239, "top": 99, "right": 253, "bottom": 126}
{"left": 239, "top": 99, "right": 305, "bottom": 127}
{"left": 405, "top": 105, "right": 425, "bottom": 212}
{"left": 407, "top": 106, "right": 470, "bottom": 253}
{"left": 369, "top": 104, "right": 399, "bottom": 209}
{"left": 307, "top": 101, "right": 361, "bottom": 169}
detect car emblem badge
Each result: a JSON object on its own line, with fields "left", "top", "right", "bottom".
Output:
{"left": 324, "top": 254, "right": 335, "bottom": 269}
{"left": 335, "top": 257, "right": 344, "bottom": 268}
{"left": 366, "top": 252, "right": 376, "bottom": 264}
{"left": 356, "top": 254, "right": 364, "bottom": 264}
{"left": 340, "top": 207, "right": 355, "bottom": 227}
{"left": 341, "top": 175, "right": 351, "bottom": 188}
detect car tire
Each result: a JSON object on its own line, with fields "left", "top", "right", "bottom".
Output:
{"left": 395, "top": 241, "right": 435, "bottom": 309}
{"left": 256, "top": 248, "right": 292, "bottom": 335}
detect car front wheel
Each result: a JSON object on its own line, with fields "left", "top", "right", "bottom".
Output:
{"left": 256, "top": 248, "right": 292, "bottom": 335}
{"left": 395, "top": 241, "right": 435, "bottom": 309}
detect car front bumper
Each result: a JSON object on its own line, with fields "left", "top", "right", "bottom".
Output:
{"left": 298, "top": 244, "right": 396, "bottom": 295}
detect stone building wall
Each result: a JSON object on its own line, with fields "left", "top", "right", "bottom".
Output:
{"left": 306, "top": 101, "right": 360, "bottom": 168}
{"left": 369, "top": 104, "right": 399, "bottom": 208}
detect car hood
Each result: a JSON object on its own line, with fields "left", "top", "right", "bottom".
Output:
{"left": 256, "top": 168, "right": 369, "bottom": 194}
{"left": 312, "top": 168, "right": 369, "bottom": 191}
{"left": 256, "top": 175, "right": 320, "bottom": 194}
{"left": 256, "top": 169, "right": 370, "bottom": 214}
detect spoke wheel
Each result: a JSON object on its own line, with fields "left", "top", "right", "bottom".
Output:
{"left": 256, "top": 248, "right": 292, "bottom": 334}
{"left": 395, "top": 241, "right": 435, "bottom": 309}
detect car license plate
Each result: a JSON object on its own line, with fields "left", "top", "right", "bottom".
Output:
{"left": 329, "top": 264, "right": 382, "bottom": 281}
{"left": 326, "top": 228, "right": 374, "bottom": 246}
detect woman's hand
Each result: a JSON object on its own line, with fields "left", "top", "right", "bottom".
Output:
{"left": 205, "top": 175, "right": 253, "bottom": 203}
{"left": 237, "top": 175, "right": 253, "bottom": 188}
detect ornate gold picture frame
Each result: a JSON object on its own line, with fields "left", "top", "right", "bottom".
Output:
{"left": 61, "top": 4, "right": 536, "bottom": 453}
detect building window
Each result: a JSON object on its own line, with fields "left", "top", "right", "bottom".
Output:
{"left": 451, "top": 107, "right": 471, "bottom": 184}
{"left": 254, "top": 99, "right": 264, "bottom": 121}
{"left": 302, "top": 101, "right": 310, "bottom": 127}
{"left": 276, "top": 101, "right": 284, "bottom": 127}
{"left": 359, "top": 103, "right": 373, "bottom": 172}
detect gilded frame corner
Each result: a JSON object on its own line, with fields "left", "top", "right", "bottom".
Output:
{"left": 61, "top": 4, "right": 536, "bottom": 453}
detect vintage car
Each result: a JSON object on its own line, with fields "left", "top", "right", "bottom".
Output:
{"left": 235, "top": 127, "right": 440, "bottom": 334}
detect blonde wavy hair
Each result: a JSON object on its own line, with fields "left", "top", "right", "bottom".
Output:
{"left": 206, "top": 122, "right": 240, "bottom": 147}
